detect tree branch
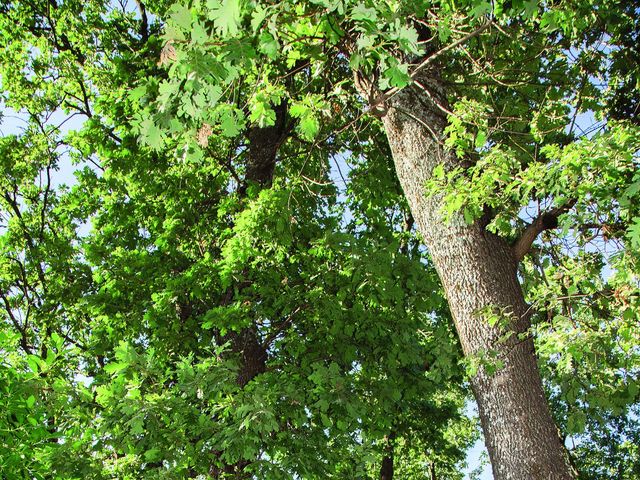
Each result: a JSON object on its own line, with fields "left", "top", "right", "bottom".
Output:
{"left": 512, "top": 201, "right": 576, "bottom": 262}
{"left": 134, "top": 0, "right": 149, "bottom": 42}
{"left": 0, "top": 290, "right": 32, "bottom": 354}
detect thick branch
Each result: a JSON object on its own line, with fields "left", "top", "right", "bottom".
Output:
{"left": 238, "top": 100, "right": 290, "bottom": 195}
{"left": 512, "top": 202, "right": 576, "bottom": 262}
{"left": 2, "top": 191, "right": 49, "bottom": 292}
{"left": 379, "top": 430, "right": 396, "bottom": 480}
{"left": 0, "top": 290, "right": 32, "bottom": 354}
{"left": 45, "top": 0, "right": 86, "bottom": 64}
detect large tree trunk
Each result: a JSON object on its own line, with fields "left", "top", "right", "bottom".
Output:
{"left": 376, "top": 72, "right": 576, "bottom": 479}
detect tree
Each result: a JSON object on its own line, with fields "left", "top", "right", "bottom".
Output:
{"left": 145, "top": 2, "right": 637, "bottom": 478}
{"left": 138, "top": 0, "right": 639, "bottom": 478}
{"left": 1, "top": 1, "right": 475, "bottom": 478}
{"left": 1, "top": 0, "right": 639, "bottom": 479}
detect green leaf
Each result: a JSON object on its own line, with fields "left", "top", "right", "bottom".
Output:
{"left": 627, "top": 380, "right": 638, "bottom": 399}
{"left": 470, "top": 2, "right": 492, "bottom": 18}
{"left": 291, "top": 102, "right": 320, "bottom": 140}
{"left": 523, "top": 0, "right": 539, "bottom": 18}
{"left": 258, "top": 32, "right": 279, "bottom": 59}
{"left": 168, "top": 4, "right": 193, "bottom": 32}
{"left": 220, "top": 108, "right": 242, "bottom": 137}
{"left": 540, "top": 11, "right": 560, "bottom": 32}
{"left": 299, "top": 115, "right": 320, "bottom": 140}
{"left": 27, "top": 355, "right": 43, "bottom": 373}
{"left": 130, "top": 416, "right": 145, "bottom": 435}
{"left": 251, "top": 4, "right": 268, "bottom": 32}
{"left": 144, "top": 448, "right": 161, "bottom": 462}
{"left": 139, "top": 117, "right": 164, "bottom": 150}
{"left": 382, "top": 63, "right": 411, "bottom": 89}
{"left": 627, "top": 217, "right": 640, "bottom": 248}
{"left": 207, "top": 0, "right": 242, "bottom": 36}
{"left": 432, "top": 164, "right": 445, "bottom": 180}
{"left": 191, "top": 21, "right": 209, "bottom": 45}
{"left": 104, "top": 362, "right": 128, "bottom": 375}
{"left": 356, "top": 34, "right": 376, "bottom": 51}
{"left": 351, "top": 3, "right": 377, "bottom": 22}
{"left": 129, "top": 85, "right": 148, "bottom": 103}
{"left": 51, "top": 332, "right": 64, "bottom": 350}
{"left": 249, "top": 100, "right": 276, "bottom": 127}
{"left": 396, "top": 25, "right": 421, "bottom": 54}
{"left": 437, "top": 22, "right": 451, "bottom": 42}
{"left": 623, "top": 173, "right": 640, "bottom": 198}
{"left": 475, "top": 130, "right": 487, "bottom": 148}
{"left": 463, "top": 208, "right": 474, "bottom": 224}
{"left": 566, "top": 411, "right": 586, "bottom": 434}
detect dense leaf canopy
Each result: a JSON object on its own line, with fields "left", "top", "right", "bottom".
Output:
{"left": 1, "top": 0, "right": 638, "bottom": 478}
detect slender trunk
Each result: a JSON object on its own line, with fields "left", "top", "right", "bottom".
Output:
{"left": 380, "top": 454, "right": 393, "bottom": 480}
{"left": 380, "top": 430, "right": 395, "bottom": 480}
{"left": 429, "top": 462, "right": 437, "bottom": 480}
{"left": 210, "top": 101, "right": 289, "bottom": 478}
{"left": 376, "top": 72, "right": 575, "bottom": 479}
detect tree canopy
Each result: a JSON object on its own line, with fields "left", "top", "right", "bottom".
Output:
{"left": 0, "top": 0, "right": 638, "bottom": 479}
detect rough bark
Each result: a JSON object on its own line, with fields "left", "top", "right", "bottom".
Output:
{"left": 229, "top": 326, "right": 268, "bottom": 387}
{"left": 373, "top": 71, "right": 576, "bottom": 479}
{"left": 239, "top": 100, "right": 289, "bottom": 195}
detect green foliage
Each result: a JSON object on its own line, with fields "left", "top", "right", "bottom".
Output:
{"left": 0, "top": 2, "right": 475, "bottom": 479}
{"left": 1, "top": 0, "right": 639, "bottom": 477}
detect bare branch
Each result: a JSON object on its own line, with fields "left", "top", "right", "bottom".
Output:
{"left": 512, "top": 201, "right": 576, "bottom": 262}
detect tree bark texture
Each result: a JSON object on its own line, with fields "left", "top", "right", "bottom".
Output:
{"left": 377, "top": 71, "right": 575, "bottom": 480}
{"left": 239, "top": 100, "right": 289, "bottom": 195}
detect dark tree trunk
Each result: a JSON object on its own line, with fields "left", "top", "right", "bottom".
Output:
{"left": 373, "top": 71, "right": 576, "bottom": 479}
{"left": 380, "top": 455, "right": 394, "bottom": 480}
{"left": 239, "top": 100, "right": 289, "bottom": 195}
{"left": 210, "top": 99, "right": 289, "bottom": 478}
{"left": 230, "top": 326, "right": 268, "bottom": 387}
{"left": 429, "top": 462, "right": 437, "bottom": 480}
{"left": 229, "top": 98, "right": 289, "bottom": 387}
{"left": 380, "top": 430, "right": 395, "bottom": 480}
